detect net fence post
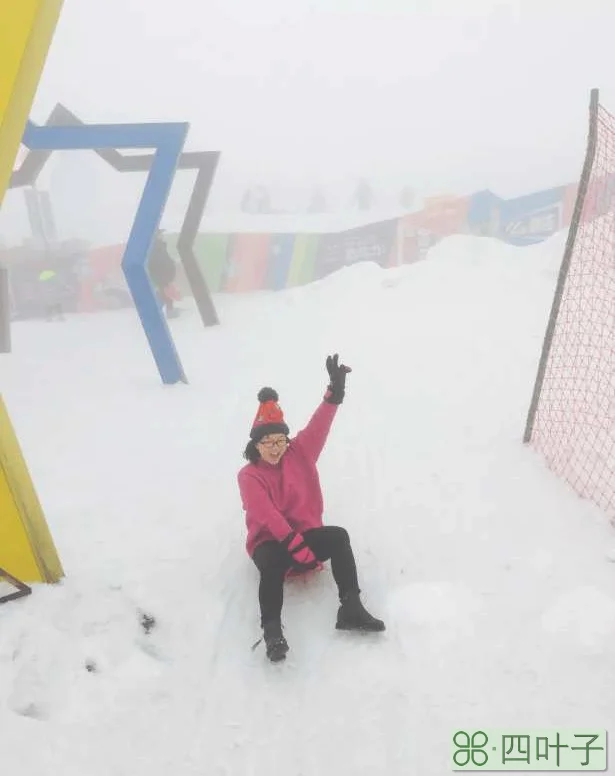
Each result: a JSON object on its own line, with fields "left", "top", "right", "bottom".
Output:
{"left": 523, "top": 88, "right": 600, "bottom": 444}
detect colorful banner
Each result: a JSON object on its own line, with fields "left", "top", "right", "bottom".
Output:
{"left": 384, "top": 220, "right": 402, "bottom": 268}
{"left": 287, "top": 234, "right": 319, "bottom": 287}
{"left": 194, "top": 233, "right": 230, "bottom": 293}
{"left": 223, "top": 233, "right": 271, "bottom": 292}
{"left": 497, "top": 186, "right": 567, "bottom": 246}
{"left": 466, "top": 190, "right": 502, "bottom": 237}
{"left": 581, "top": 171, "right": 615, "bottom": 223}
{"left": 77, "top": 243, "right": 130, "bottom": 312}
{"left": 562, "top": 182, "right": 579, "bottom": 226}
{"left": 15, "top": 170, "right": 606, "bottom": 310}
{"left": 313, "top": 218, "right": 398, "bottom": 280}
{"left": 400, "top": 195, "right": 470, "bottom": 264}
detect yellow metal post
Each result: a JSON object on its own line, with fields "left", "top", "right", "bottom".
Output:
{"left": 0, "top": 0, "right": 65, "bottom": 583}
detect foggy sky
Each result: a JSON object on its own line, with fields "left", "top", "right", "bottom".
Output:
{"left": 3, "top": 0, "right": 615, "bottom": 244}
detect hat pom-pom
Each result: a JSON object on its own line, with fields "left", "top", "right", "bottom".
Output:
{"left": 257, "top": 387, "right": 278, "bottom": 403}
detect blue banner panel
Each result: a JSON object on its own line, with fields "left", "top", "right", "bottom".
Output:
{"left": 266, "top": 233, "right": 295, "bottom": 290}
{"left": 498, "top": 185, "right": 567, "bottom": 246}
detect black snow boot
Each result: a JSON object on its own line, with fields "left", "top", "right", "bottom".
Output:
{"left": 336, "top": 592, "right": 385, "bottom": 632}
{"left": 262, "top": 620, "right": 289, "bottom": 662}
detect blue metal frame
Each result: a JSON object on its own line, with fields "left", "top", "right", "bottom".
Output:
{"left": 22, "top": 119, "right": 189, "bottom": 385}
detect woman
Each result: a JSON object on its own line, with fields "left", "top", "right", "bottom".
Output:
{"left": 238, "top": 354, "right": 385, "bottom": 662}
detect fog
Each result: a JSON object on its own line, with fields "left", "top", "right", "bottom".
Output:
{"left": 2, "top": 0, "right": 615, "bottom": 245}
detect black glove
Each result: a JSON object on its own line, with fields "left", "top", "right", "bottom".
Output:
{"left": 324, "top": 353, "right": 352, "bottom": 405}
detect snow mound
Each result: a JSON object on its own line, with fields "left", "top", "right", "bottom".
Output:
{"left": 542, "top": 586, "right": 615, "bottom": 655}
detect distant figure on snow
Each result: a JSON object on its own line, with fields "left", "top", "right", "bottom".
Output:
{"left": 307, "top": 187, "right": 327, "bottom": 213}
{"left": 148, "top": 230, "right": 179, "bottom": 318}
{"left": 38, "top": 268, "right": 65, "bottom": 321}
{"left": 237, "top": 354, "right": 385, "bottom": 663}
{"left": 353, "top": 178, "right": 373, "bottom": 211}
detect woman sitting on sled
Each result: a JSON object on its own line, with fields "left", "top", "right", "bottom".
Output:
{"left": 238, "top": 354, "right": 385, "bottom": 662}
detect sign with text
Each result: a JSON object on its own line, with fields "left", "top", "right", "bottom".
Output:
{"left": 314, "top": 218, "right": 397, "bottom": 280}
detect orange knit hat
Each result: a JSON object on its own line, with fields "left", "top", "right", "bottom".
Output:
{"left": 250, "top": 387, "right": 290, "bottom": 442}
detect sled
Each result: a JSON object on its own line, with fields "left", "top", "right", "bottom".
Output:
{"left": 285, "top": 562, "right": 324, "bottom": 581}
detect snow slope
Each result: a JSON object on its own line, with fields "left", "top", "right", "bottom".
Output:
{"left": 1, "top": 231, "right": 615, "bottom": 775}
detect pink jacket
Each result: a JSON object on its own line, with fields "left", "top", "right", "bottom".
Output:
{"left": 238, "top": 400, "right": 338, "bottom": 556}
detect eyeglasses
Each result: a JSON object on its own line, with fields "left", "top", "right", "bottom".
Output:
{"left": 258, "top": 437, "right": 288, "bottom": 449}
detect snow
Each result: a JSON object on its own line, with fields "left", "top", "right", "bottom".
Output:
{"left": 1, "top": 230, "right": 615, "bottom": 775}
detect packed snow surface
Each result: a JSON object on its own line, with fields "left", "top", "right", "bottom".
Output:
{"left": 2, "top": 231, "right": 614, "bottom": 775}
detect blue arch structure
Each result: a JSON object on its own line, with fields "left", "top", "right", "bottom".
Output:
{"left": 22, "top": 119, "right": 189, "bottom": 385}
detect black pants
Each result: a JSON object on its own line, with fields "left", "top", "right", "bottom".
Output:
{"left": 251, "top": 526, "right": 360, "bottom": 626}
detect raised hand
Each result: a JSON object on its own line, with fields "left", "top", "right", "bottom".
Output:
{"left": 324, "top": 353, "right": 351, "bottom": 405}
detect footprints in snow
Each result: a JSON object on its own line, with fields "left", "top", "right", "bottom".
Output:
{"left": 7, "top": 607, "right": 161, "bottom": 721}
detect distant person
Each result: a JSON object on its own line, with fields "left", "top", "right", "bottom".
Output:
{"left": 238, "top": 354, "right": 385, "bottom": 663}
{"left": 148, "top": 230, "right": 179, "bottom": 318}
{"left": 240, "top": 186, "right": 272, "bottom": 214}
{"left": 308, "top": 188, "right": 327, "bottom": 213}
{"left": 354, "top": 178, "right": 373, "bottom": 211}
{"left": 253, "top": 185, "right": 271, "bottom": 214}
{"left": 38, "top": 269, "right": 64, "bottom": 321}
{"left": 399, "top": 186, "right": 414, "bottom": 210}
